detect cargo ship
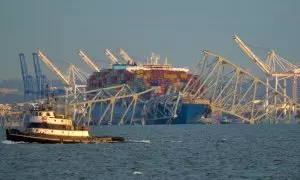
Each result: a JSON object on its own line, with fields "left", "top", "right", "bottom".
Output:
{"left": 87, "top": 52, "right": 220, "bottom": 124}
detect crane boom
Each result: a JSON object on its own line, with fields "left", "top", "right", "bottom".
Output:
{"left": 104, "top": 49, "right": 119, "bottom": 64}
{"left": 78, "top": 50, "right": 100, "bottom": 72}
{"left": 233, "top": 35, "right": 271, "bottom": 75}
{"left": 120, "top": 48, "right": 135, "bottom": 65}
{"left": 37, "top": 50, "right": 70, "bottom": 86}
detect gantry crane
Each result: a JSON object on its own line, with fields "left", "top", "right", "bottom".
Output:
{"left": 32, "top": 53, "right": 47, "bottom": 98}
{"left": 266, "top": 50, "right": 300, "bottom": 104}
{"left": 78, "top": 50, "right": 100, "bottom": 72}
{"left": 19, "top": 53, "right": 35, "bottom": 99}
{"left": 37, "top": 50, "right": 70, "bottom": 87}
{"left": 32, "top": 53, "right": 42, "bottom": 96}
{"left": 233, "top": 35, "right": 270, "bottom": 75}
{"left": 38, "top": 50, "right": 88, "bottom": 117}
{"left": 37, "top": 50, "right": 88, "bottom": 89}
{"left": 104, "top": 49, "right": 120, "bottom": 65}
{"left": 233, "top": 35, "right": 300, "bottom": 112}
{"left": 19, "top": 53, "right": 29, "bottom": 95}
{"left": 119, "top": 48, "right": 136, "bottom": 65}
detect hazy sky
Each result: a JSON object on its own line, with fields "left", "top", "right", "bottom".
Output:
{"left": 0, "top": 0, "right": 299, "bottom": 80}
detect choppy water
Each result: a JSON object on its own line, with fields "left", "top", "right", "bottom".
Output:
{"left": 1, "top": 125, "right": 300, "bottom": 179}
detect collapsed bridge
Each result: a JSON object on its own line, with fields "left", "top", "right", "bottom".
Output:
{"left": 182, "top": 50, "right": 299, "bottom": 124}
{"left": 2, "top": 49, "right": 300, "bottom": 126}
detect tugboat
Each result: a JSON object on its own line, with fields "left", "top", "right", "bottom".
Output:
{"left": 6, "top": 93, "right": 125, "bottom": 144}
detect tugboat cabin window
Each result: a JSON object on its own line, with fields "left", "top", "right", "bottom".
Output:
{"left": 39, "top": 112, "right": 42, "bottom": 116}
{"left": 28, "top": 122, "right": 70, "bottom": 130}
{"left": 28, "top": 123, "right": 43, "bottom": 128}
{"left": 46, "top": 113, "right": 50, "bottom": 116}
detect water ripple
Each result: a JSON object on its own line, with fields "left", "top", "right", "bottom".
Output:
{"left": 0, "top": 125, "right": 300, "bottom": 179}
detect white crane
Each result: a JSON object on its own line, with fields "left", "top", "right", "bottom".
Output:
{"left": 119, "top": 48, "right": 135, "bottom": 65}
{"left": 266, "top": 50, "right": 299, "bottom": 74}
{"left": 78, "top": 50, "right": 100, "bottom": 72}
{"left": 38, "top": 50, "right": 88, "bottom": 90}
{"left": 38, "top": 50, "right": 88, "bottom": 118}
{"left": 267, "top": 50, "right": 300, "bottom": 104}
{"left": 66, "top": 64, "right": 89, "bottom": 85}
{"left": 104, "top": 49, "right": 119, "bottom": 64}
{"left": 233, "top": 34, "right": 300, "bottom": 75}
{"left": 37, "top": 50, "right": 71, "bottom": 87}
{"left": 233, "top": 35, "right": 300, "bottom": 113}
{"left": 233, "top": 35, "right": 271, "bottom": 75}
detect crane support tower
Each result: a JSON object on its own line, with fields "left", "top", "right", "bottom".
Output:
{"left": 32, "top": 53, "right": 47, "bottom": 98}
{"left": 19, "top": 53, "right": 35, "bottom": 100}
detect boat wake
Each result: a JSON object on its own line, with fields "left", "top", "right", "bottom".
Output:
{"left": 170, "top": 140, "right": 182, "bottom": 143}
{"left": 133, "top": 171, "right": 143, "bottom": 175}
{"left": 1, "top": 140, "right": 27, "bottom": 144}
{"left": 163, "top": 140, "right": 182, "bottom": 143}
{"left": 128, "top": 140, "right": 151, "bottom": 144}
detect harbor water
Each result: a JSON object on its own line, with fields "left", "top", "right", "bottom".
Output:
{"left": 1, "top": 124, "right": 300, "bottom": 179}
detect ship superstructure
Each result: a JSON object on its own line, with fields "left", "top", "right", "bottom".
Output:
{"left": 26, "top": 106, "right": 89, "bottom": 138}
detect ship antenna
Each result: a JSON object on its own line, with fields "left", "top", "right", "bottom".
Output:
{"left": 46, "top": 84, "right": 50, "bottom": 107}
{"left": 45, "top": 84, "right": 54, "bottom": 110}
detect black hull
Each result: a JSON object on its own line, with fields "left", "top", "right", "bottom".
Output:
{"left": 6, "top": 129, "right": 125, "bottom": 144}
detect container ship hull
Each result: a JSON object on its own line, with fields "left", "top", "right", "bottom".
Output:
{"left": 89, "top": 103, "right": 216, "bottom": 125}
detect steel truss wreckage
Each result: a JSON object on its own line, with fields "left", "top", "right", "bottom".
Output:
{"left": 67, "top": 84, "right": 181, "bottom": 125}
{"left": 182, "top": 50, "right": 300, "bottom": 124}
